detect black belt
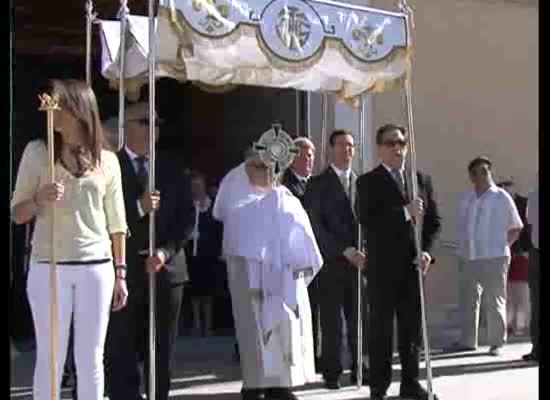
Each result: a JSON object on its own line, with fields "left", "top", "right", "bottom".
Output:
{"left": 37, "top": 258, "right": 112, "bottom": 266}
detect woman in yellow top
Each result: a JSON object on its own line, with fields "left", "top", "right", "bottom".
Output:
{"left": 11, "top": 79, "right": 128, "bottom": 400}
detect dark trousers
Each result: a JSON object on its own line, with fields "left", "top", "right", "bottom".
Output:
{"left": 105, "top": 265, "right": 184, "bottom": 400}
{"left": 368, "top": 263, "right": 421, "bottom": 394}
{"left": 308, "top": 275, "right": 322, "bottom": 365}
{"left": 319, "top": 261, "right": 368, "bottom": 380}
{"left": 528, "top": 248, "right": 539, "bottom": 355}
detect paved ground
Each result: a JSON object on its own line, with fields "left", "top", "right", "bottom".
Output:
{"left": 10, "top": 334, "right": 538, "bottom": 400}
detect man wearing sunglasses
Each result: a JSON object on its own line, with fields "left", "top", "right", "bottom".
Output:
{"left": 356, "top": 124, "right": 441, "bottom": 400}
{"left": 452, "top": 156, "right": 523, "bottom": 357}
{"left": 104, "top": 102, "right": 194, "bottom": 400}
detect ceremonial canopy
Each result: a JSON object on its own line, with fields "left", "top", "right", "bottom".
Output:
{"left": 100, "top": 0, "right": 410, "bottom": 103}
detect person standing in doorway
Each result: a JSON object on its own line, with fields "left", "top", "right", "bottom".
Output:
{"left": 187, "top": 171, "right": 224, "bottom": 337}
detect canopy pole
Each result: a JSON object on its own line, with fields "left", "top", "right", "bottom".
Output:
{"left": 320, "top": 93, "right": 328, "bottom": 167}
{"left": 401, "top": 2, "right": 434, "bottom": 398}
{"left": 404, "top": 73, "right": 434, "bottom": 399}
{"left": 355, "top": 94, "right": 367, "bottom": 390}
{"left": 9, "top": 0, "right": 15, "bottom": 295}
{"left": 306, "top": 93, "right": 312, "bottom": 138}
{"left": 295, "top": 92, "right": 301, "bottom": 136}
{"left": 117, "top": 0, "right": 129, "bottom": 151}
{"left": 38, "top": 93, "right": 61, "bottom": 400}
{"left": 85, "top": 0, "right": 96, "bottom": 86}
{"left": 147, "top": 1, "right": 158, "bottom": 399}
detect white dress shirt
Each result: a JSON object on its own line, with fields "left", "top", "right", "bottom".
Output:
{"left": 291, "top": 169, "right": 309, "bottom": 184}
{"left": 125, "top": 146, "right": 149, "bottom": 218}
{"left": 527, "top": 187, "right": 539, "bottom": 249}
{"left": 381, "top": 163, "right": 411, "bottom": 222}
{"left": 330, "top": 164, "right": 351, "bottom": 186}
{"left": 457, "top": 185, "right": 523, "bottom": 261}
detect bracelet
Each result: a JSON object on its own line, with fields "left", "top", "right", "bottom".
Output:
{"left": 115, "top": 264, "right": 127, "bottom": 270}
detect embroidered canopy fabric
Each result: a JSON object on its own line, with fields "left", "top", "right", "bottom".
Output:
{"left": 100, "top": 0, "right": 410, "bottom": 103}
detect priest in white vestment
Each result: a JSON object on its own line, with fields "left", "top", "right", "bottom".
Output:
{"left": 213, "top": 148, "right": 323, "bottom": 400}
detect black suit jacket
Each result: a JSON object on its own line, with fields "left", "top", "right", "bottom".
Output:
{"left": 304, "top": 167, "right": 358, "bottom": 268}
{"left": 356, "top": 165, "right": 441, "bottom": 277}
{"left": 118, "top": 149, "right": 194, "bottom": 284}
{"left": 281, "top": 169, "right": 307, "bottom": 204}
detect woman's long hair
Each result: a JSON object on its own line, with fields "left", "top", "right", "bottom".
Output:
{"left": 50, "top": 79, "right": 108, "bottom": 168}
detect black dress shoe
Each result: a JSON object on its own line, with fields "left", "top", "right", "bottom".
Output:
{"left": 323, "top": 377, "right": 341, "bottom": 390}
{"left": 522, "top": 352, "right": 539, "bottom": 362}
{"left": 370, "top": 391, "right": 386, "bottom": 400}
{"left": 264, "top": 387, "right": 298, "bottom": 400}
{"left": 350, "top": 369, "right": 369, "bottom": 385}
{"left": 400, "top": 383, "right": 439, "bottom": 400}
{"left": 241, "top": 387, "right": 265, "bottom": 400}
{"left": 443, "top": 343, "right": 476, "bottom": 353}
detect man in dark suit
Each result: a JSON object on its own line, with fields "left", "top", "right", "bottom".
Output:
{"left": 304, "top": 130, "right": 368, "bottom": 390}
{"left": 356, "top": 124, "right": 441, "bottom": 400}
{"left": 281, "top": 137, "right": 321, "bottom": 370}
{"left": 105, "top": 102, "right": 194, "bottom": 400}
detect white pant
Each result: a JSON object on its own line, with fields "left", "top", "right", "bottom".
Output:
{"left": 27, "top": 261, "right": 114, "bottom": 400}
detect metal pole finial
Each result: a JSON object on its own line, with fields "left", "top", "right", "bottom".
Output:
{"left": 118, "top": 0, "right": 129, "bottom": 17}
{"left": 38, "top": 93, "right": 61, "bottom": 111}
{"left": 399, "top": 0, "right": 415, "bottom": 29}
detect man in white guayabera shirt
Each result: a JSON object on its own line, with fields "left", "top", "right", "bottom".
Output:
{"left": 213, "top": 146, "right": 323, "bottom": 400}
{"left": 453, "top": 157, "right": 523, "bottom": 356}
